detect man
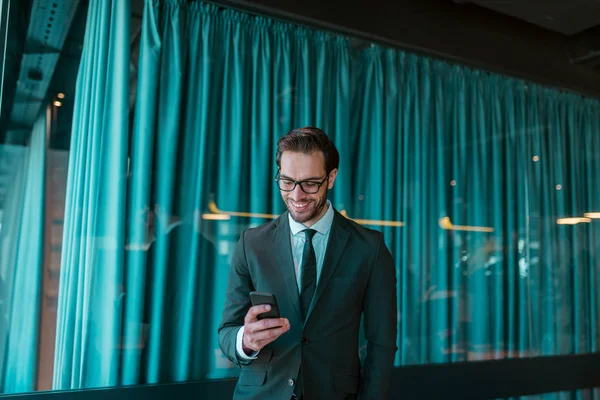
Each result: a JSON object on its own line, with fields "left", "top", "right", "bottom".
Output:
{"left": 218, "top": 127, "right": 397, "bottom": 399}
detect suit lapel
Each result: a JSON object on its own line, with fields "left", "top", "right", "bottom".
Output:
{"left": 272, "top": 213, "right": 303, "bottom": 320}
{"left": 305, "top": 211, "right": 350, "bottom": 321}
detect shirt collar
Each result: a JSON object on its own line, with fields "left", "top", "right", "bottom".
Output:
{"left": 289, "top": 200, "right": 334, "bottom": 236}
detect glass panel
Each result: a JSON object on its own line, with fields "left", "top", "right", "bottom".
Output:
{"left": 0, "top": 0, "right": 598, "bottom": 396}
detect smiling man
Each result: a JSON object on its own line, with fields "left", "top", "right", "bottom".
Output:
{"left": 218, "top": 127, "right": 398, "bottom": 400}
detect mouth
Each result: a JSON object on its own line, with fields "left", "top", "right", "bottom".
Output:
{"left": 289, "top": 199, "right": 311, "bottom": 212}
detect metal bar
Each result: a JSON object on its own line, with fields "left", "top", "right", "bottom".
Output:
{"left": 570, "top": 49, "right": 600, "bottom": 65}
{"left": 0, "top": 0, "right": 11, "bottom": 117}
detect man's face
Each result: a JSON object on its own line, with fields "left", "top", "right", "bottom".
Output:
{"left": 278, "top": 151, "right": 338, "bottom": 226}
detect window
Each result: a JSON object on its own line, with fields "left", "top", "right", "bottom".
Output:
{"left": 0, "top": 0, "right": 598, "bottom": 397}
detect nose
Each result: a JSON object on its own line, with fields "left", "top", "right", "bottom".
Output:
{"left": 291, "top": 183, "right": 305, "bottom": 198}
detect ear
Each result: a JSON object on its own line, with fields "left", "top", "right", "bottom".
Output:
{"left": 327, "top": 168, "right": 338, "bottom": 189}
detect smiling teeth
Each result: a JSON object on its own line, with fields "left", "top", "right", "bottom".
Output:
{"left": 291, "top": 201, "right": 308, "bottom": 209}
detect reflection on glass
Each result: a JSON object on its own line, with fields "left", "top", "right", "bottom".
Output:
{"left": 494, "top": 388, "right": 600, "bottom": 400}
{"left": 0, "top": 0, "right": 598, "bottom": 396}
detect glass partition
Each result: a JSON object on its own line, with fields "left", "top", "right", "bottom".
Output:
{"left": 0, "top": 0, "right": 598, "bottom": 397}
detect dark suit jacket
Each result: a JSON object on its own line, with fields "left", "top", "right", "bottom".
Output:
{"left": 218, "top": 209, "right": 398, "bottom": 400}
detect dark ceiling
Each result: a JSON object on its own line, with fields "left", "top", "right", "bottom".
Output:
{"left": 467, "top": 0, "right": 600, "bottom": 66}
{"left": 467, "top": 0, "right": 600, "bottom": 36}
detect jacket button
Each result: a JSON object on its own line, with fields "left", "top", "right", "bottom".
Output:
{"left": 288, "top": 378, "right": 295, "bottom": 387}
{"left": 301, "top": 337, "right": 309, "bottom": 345}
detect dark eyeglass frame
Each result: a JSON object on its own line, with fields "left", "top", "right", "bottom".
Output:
{"left": 274, "top": 170, "right": 329, "bottom": 194}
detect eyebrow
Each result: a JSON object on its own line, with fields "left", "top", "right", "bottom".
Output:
{"left": 280, "top": 174, "right": 323, "bottom": 181}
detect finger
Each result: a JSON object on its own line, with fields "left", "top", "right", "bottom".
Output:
{"left": 250, "top": 324, "right": 290, "bottom": 343}
{"left": 245, "top": 304, "right": 272, "bottom": 324}
{"left": 254, "top": 318, "right": 289, "bottom": 332}
{"left": 246, "top": 317, "right": 288, "bottom": 335}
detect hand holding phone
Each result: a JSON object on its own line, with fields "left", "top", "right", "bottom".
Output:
{"left": 242, "top": 292, "right": 290, "bottom": 355}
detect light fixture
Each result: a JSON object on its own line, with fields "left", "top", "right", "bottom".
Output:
{"left": 201, "top": 213, "right": 231, "bottom": 221}
{"left": 205, "top": 201, "right": 406, "bottom": 228}
{"left": 340, "top": 210, "right": 404, "bottom": 227}
{"left": 57, "top": 93, "right": 65, "bottom": 99}
{"left": 556, "top": 217, "right": 591, "bottom": 225}
{"left": 556, "top": 184, "right": 562, "bottom": 191}
{"left": 53, "top": 100, "right": 62, "bottom": 107}
{"left": 208, "top": 201, "right": 278, "bottom": 220}
{"left": 583, "top": 212, "right": 600, "bottom": 219}
{"left": 439, "top": 216, "right": 494, "bottom": 232}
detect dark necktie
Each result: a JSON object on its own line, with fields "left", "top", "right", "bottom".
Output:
{"left": 295, "top": 229, "right": 317, "bottom": 399}
{"left": 300, "top": 228, "right": 317, "bottom": 320}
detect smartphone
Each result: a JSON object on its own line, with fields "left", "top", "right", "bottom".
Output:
{"left": 249, "top": 291, "right": 281, "bottom": 320}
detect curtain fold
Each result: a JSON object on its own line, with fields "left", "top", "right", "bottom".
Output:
{"left": 52, "top": 0, "right": 130, "bottom": 390}
{"left": 0, "top": 109, "right": 47, "bottom": 393}
{"left": 53, "top": 0, "right": 600, "bottom": 395}
{"left": 526, "top": 88, "right": 600, "bottom": 358}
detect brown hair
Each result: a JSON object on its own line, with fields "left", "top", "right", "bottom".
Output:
{"left": 275, "top": 126, "right": 340, "bottom": 174}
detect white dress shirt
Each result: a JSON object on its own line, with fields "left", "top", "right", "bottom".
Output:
{"left": 236, "top": 200, "right": 335, "bottom": 359}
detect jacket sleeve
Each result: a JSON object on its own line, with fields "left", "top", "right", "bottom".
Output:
{"left": 359, "top": 232, "right": 398, "bottom": 399}
{"left": 218, "top": 231, "right": 255, "bottom": 367}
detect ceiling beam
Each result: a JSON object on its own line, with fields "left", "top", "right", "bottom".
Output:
{"left": 9, "top": 0, "right": 80, "bottom": 131}
{"left": 0, "top": 0, "right": 13, "bottom": 119}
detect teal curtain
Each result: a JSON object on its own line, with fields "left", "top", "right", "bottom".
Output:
{"left": 55, "top": 0, "right": 353, "bottom": 389}
{"left": 54, "top": 0, "right": 600, "bottom": 396}
{"left": 52, "top": 0, "right": 130, "bottom": 390}
{"left": 0, "top": 109, "right": 47, "bottom": 393}
{"left": 527, "top": 88, "right": 600, "bottom": 358}
{"left": 355, "top": 52, "right": 532, "bottom": 364}
{"left": 354, "top": 49, "right": 600, "bottom": 370}
{"left": 123, "top": 0, "right": 352, "bottom": 385}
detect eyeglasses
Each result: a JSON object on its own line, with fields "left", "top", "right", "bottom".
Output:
{"left": 275, "top": 171, "right": 329, "bottom": 194}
